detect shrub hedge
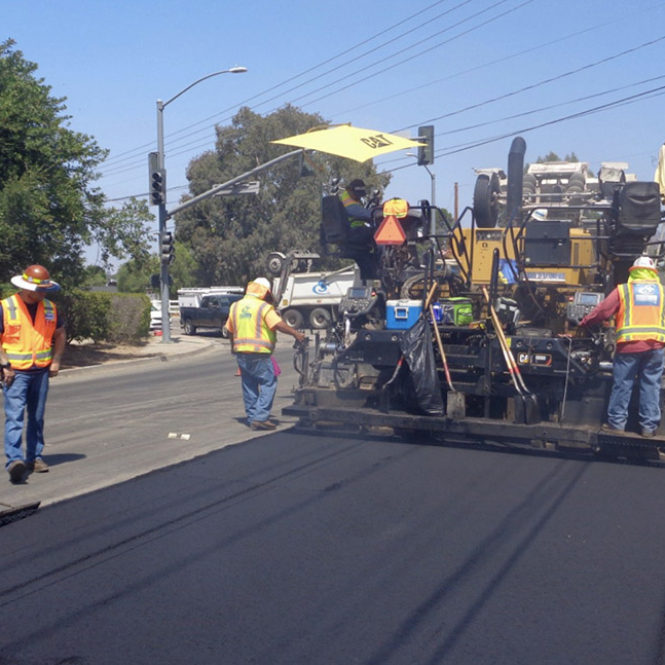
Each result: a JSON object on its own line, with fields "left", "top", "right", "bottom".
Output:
{"left": 0, "top": 285, "right": 151, "bottom": 344}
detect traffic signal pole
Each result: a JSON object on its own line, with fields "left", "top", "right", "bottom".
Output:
{"left": 155, "top": 99, "right": 172, "bottom": 343}
{"left": 150, "top": 68, "right": 248, "bottom": 343}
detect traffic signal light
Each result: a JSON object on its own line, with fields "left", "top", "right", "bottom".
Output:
{"left": 160, "top": 231, "right": 175, "bottom": 264}
{"left": 150, "top": 169, "right": 166, "bottom": 206}
{"left": 418, "top": 125, "right": 435, "bottom": 166}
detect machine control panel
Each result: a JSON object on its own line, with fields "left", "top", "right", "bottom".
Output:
{"left": 339, "top": 286, "right": 377, "bottom": 316}
{"left": 567, "top": 291, "right": 604, "bottom": 325}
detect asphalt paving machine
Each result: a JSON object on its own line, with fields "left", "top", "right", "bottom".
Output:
{"left": 284, "top": 137, "right": 665, "bottom": 460}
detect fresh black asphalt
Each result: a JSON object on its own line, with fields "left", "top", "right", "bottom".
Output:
{"left": 2, "top": 428, "right": 665, "bottom": 664}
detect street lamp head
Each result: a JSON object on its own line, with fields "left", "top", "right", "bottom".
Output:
{"left": 228, "top": 66, "right": 248, "bottom": 74}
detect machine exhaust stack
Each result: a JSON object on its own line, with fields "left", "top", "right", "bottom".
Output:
{"left": 506, "top": 136, "right": 526, "bottom": 221}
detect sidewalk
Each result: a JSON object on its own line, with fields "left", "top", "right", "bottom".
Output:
{"left": 0, "top": 331, "right": 304, "bottom": 522}
{"left": 61, "top": 328, "right": 218, "bottom": 371}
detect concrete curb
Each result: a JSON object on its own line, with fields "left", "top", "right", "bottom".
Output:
{"left": 61, "top": 336, "right": 219, "bottom": 376}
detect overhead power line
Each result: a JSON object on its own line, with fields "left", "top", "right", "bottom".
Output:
{"left": 100, "top": 0, "right": 532, "bottom": 181}
{"left": 99, "top": 0, "right": 454, "bottom": 171}
{"left": 401, "top": 33, "right": 665, "bottom": 131}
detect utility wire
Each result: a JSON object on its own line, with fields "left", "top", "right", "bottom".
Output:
{"left": 334, "top": 3, "right": 660, "bottom": 119}
{"left": 398, "top": 33, "right": 665, "bottom": 131}
{"left": 287, "top": 0, "right": 532, "bottom": 110}
{"left": 100, "top": 0, "right": 527, "bottom": 179}
{"left": 99, "top": 4, "right": 664, "bottom": 200}
{"left": 104, "top": 26, "right": 664, "bottom": 182}
{"left": 385, "top": 83, "right": 665, "bottom": 173}
{"left": 99, "top": 0, "right": 454, "bottom": 170}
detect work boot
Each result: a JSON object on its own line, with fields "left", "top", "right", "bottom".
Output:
{"left": 601, "top": 423, "right": 624, "bottom": 433}
{"left": 26, "top": 458, "right": 49, "bottom": 473}
{"left": 250, "top": 420, "right": 277, "bottom": 431}
{"left": 8, "top": 460, "right": 26, "bottom": 484}
{"left": 641, "top": 428, "right": 656, "bottom": 438}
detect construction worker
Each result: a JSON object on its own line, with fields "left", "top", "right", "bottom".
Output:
{"left": 224, "top": 278, "right": 305, "bottom": 430}
{"left": 580, "top": 255, "right": 665, "bottom": 437}
{"left": 0, "top": 265, "right": 66, "bottom": 483}
{"left": 338, "top": 179, "right": 378, "bottom": 280}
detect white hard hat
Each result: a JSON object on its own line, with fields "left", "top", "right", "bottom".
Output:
{"left": 632, "top": 256, "right": 656, "bottom": 270}
{"left": 531, "top": 209, "right": 548, "bottom": 221}
{"left": 252, "top": 277, "right": 272, "bottom": 290}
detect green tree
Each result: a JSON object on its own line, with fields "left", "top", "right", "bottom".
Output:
{"left": 175, "top": 105, "right": 390, "bottom": 285}
{"left": 168, "top": 241, "right": 199, "bottom": 295}
{"left": 117, "top": 256, "right": 159, "bottom": 294}
{"left": 81, "top": 265, "right": 108, "bottom": 288}
{"left": 525, "top": 151, "right": 580, "bottom": 172}
{"left": 116, "top": 242, "right": 199, "bottom": 297}
{"left": 0, "top": 39, "right": 153, "bottom": 288}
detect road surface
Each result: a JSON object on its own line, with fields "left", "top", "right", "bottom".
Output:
{"left": 1, "top": 344, "right": 665, "bottom": 663}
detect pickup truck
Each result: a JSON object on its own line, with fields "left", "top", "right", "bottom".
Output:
{"left": 179, "top": 293, "right": 243, "bottom": 335}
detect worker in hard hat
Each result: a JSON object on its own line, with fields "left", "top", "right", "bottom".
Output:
{"left": 339, "top": 179, "right": 378, "bottom": 280}
{"left": 224, "top": 277, "right": 306, "bottom": 430}
{"left": 0, "top": 265, "right": 66, "bottom": 483}
{"left": 580, "top": 255, "right": 665, "bottom": 437}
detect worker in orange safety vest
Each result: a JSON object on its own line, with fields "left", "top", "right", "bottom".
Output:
{"left": 0, "top": 265, "right": 66, "bottom": 483}
{"left": 580, "top": 255, "right": 665, "bottom": 437}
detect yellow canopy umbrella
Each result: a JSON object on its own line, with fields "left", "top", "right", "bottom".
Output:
{"left": 655, "top": 142, "right": 665, "bottom": 203}
{"left": 271, "top": 124, "right": 425, "bottom": 163}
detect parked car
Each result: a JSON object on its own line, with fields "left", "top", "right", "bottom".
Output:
{"left": 179, "top": 293, "right": 243, "bottom": 335}
{"left": 149, "top": 300, "right": 163, "bottom": 331}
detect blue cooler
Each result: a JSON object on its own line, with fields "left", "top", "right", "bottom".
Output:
{"left": 386, "top": 300, "right": 423, "bottom": 330}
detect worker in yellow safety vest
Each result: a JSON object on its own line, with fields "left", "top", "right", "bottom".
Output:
{"left": 224, "top": 278, "right": 306, "bottom": 430}
{"left": 0, "top": 265, "right": 66, "bottom": 483}
{"left": 580, "top": 255, "right": 665, "bottom": 437}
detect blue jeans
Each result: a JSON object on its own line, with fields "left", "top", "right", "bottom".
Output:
{"left": 236, "top": 354, "right": 277, "bottom": 424}
{"left": 607, "top": 348, "right": 664, "bottom": 432}
{"left": 3, "top": 370, "right": 50, "bottom": 468}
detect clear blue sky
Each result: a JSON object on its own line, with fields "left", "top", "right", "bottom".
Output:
{"left": 5, "top": 0, "right": 665, "bottom": 265}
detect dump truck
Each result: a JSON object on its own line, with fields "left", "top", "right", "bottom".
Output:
{"left": 268, "top": 251, "right": 361, "bottom": 330}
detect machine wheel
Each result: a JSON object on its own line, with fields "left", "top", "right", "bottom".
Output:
{"left": 399, "top": 269, "right": 450, "bottom": 300}
{"left": 283, "top": 308, "right": 304, "bottom": 329}
{"left": 522, "top": 174, "right": 536, "bottom": 203}
{"left": 566, "top": 183, "right": 584, "bottom": 204}
{"left": 473, "top": 173, "right": 500, "bottom": 228}
{"left": 568, "top": 172, "right": 585, "bottom": 186}
{"left": 183, "top": 319, "right": 197, "bottom": 335}
{"left": 309, "top": 307, "right": 331, "bottom": 330}
{"left": 523, "top": 173, "right": 537, "bottom": 188}
{"left": 267, "top": 252, "right": 286, "bottom": 276}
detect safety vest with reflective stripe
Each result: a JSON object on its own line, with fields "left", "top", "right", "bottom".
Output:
{"left": 340, "top": 190, "right": 369, "bottom": 228}
{"left": 1, "top": 295, "right": 57, "bottom": 369}
{"left": 229, "top": 296, "right": 276, "bottom": 354}
{"left": 616, "top": 280, "right": 665, "bottom": 344}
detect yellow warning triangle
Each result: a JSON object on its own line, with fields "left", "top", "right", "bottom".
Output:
{"left": 374, "top": 215, "right": 407, "bottom": 245}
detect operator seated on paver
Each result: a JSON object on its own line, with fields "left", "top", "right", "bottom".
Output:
{"left": 338, "top": 179, "right": 379, "bottom": 281}
{"left": 224, "top": 278, "right": 306, "bottom": 431}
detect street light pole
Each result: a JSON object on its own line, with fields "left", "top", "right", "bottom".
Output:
{"left": 153, "top": 66, "right": 247, "bottom": 343}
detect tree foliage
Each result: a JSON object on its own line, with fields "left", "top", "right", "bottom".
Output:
{"left": 116, "top": 242, "right": 198, "bottom": 297}
{"left": 81, "top": 265, "right": 108, "bottom": 288}
{"left": 525, "top": 151, "right": 580, "bottom": 172}
{"left": 0, "top": 39, "right": 153, "bottom": 289}
{"left": 174, "top": 105, "right": 390, "bottom": 285}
